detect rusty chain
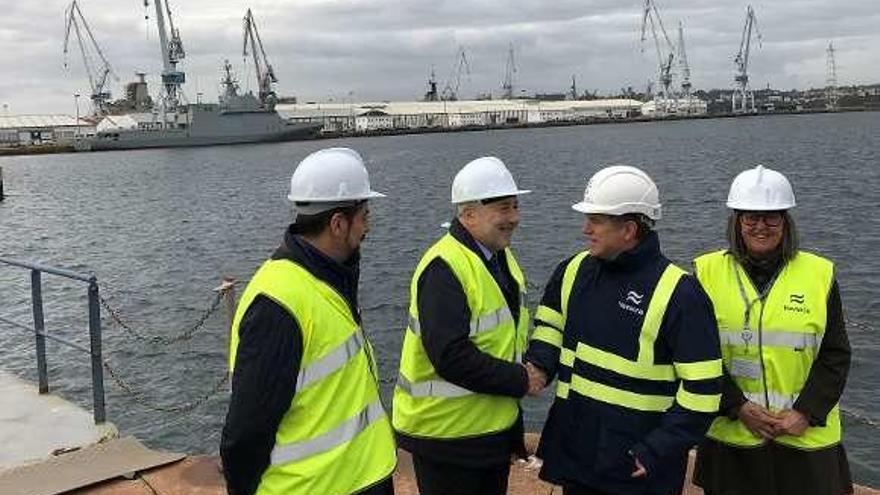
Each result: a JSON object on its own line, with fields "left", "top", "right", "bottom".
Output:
{"left": 94, "top": 282, "right": 235, "bottom": 414}
{"left": 103, "top": 357, "right": 229, "bottom": 415}
{"left": 99, "top": 288, "right": 224, "bottom": 346}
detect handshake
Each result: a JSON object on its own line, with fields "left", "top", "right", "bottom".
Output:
{"left": 523, "top": 361, "right": 547, "bottom": 396}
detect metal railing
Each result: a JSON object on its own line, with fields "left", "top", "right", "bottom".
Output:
{"left": 0, "top": 256, "right": 105, "bottom": 424}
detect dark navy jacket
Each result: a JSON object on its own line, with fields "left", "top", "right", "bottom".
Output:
{"left": 524, "top": 232, "right": 722, "bottom": 495}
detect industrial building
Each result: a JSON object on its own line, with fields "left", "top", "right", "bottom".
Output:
{"left": 0, "top": 115, "right": 94, "bottom": 147}
{"left": 278, "top": 98, "right": 647, "bottom": 134}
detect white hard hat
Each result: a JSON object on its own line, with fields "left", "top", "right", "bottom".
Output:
{"left": 572, "top": 165, "right": 661, "bottom": 220}
{"left": 288, "top": 147, "right": 385, "bottom": 203}
{"left": 451, "top": 156, "right": 531, "bottom": 204}
{"left": 726, "top": 165, "right": 796, "bottom": 211}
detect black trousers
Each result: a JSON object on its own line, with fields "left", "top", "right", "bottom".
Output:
{"left": 411, "top": 454, "right": 510, "bottom": 495}
{"left": 562, "top": 484, "right": 613, "bottom": 495}
{"left": 355, "top": 477, "right": 395, "bottom": 495}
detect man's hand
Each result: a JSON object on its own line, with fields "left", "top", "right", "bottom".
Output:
{"left": 524, "top": 362, "right": 547, "bottom": 396}
{"left": 737, "top": 401, "right": 781, "bottom": 439}
{"left": 631, "top": 456, "right": 647, "bottom": 478}
{"left": 773, "top": 409, "right": 809, "bottom": 437}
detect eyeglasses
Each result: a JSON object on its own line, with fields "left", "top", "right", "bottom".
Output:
{"left": 740, "top": 212, "right": 784, "bottom": 228}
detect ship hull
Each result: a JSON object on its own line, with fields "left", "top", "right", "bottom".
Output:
{"left": 87, "top": 106, "right": 320, "bottom": 151}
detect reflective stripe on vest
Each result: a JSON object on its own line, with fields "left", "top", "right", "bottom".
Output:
{"left": 551, "top": 255, "right": 718, "bottom": 413}
{"left": 718, "top": 329, "right": 819, "bottom": 350}
{"left": 696, "top": 250, "right": 840, "bottom": 450}
{"left": 298, "top": 329, "right": 365, "bottom": 390}
{"left": 270, "top": 399, "right": 387, "bottom": 466}
{"left": 393, "top": 233, "right": 529, "bottom": 439}
{"left": 743, "top": 391, "right": 798, "bottom": 411}
{"left": 396, "top": 373, "right": 472, "bottom": 398}
{"left": 408, "top": 305, "right": 514, "bottom": 338}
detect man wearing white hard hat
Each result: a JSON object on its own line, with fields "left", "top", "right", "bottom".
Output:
{"left": 523, "top": 165, "right": 722, "bottom": 495}
{"left": 221, "top": 148, "right": 397, "bottom": 495}
{"left": 693, "top": 165, "right": 853, "bottom": 495}
{"left": 393, "top": 156, "right": 540, "bottom": 495}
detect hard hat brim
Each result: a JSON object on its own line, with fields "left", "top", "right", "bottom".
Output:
{"left": 726, "top": 200, "right": 794, "bottom": 211}
{"left": 287, "top": 190, "right": 386, "bottom": 202}
{"left": 452, "top": 189, "right": 531, "bottom": 204}
{"left": 571, "top": 201, "right": 661, "bottom": 220}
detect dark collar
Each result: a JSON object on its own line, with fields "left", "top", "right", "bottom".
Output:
{"left": 272, "top": 224, "right": 361, "bottom": 318}
{"left": 449, "top": 217, "right": 495, "bottom": 260}
{"left": 600, "top": 230, "right": 662, "bottom": 271}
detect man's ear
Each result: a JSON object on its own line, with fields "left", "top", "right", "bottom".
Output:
{"left": 328, "top": 211, "right": 348, "bottom": 238}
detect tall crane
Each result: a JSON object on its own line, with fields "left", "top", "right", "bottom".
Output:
{"left": 640, "top": 0, "right": 676, "bottom": 111}
{"left": 501, "top": 43, "right": 517, "bottom": 99}
{"left": 733, "top": 5, "right": 761, "bottom": 114}
{"left": 144, "top": 0, "right": 186, "bottom": 109}
{"left": 63, "top": 0, "right": 118, "bottom": 115}
{"left": 677, "top": 21, "right": 693, "bottom": 107}
{"left": 441, "top": 46, "right": 470, "bottom": 101}
{"left": 243, "top": 9, "right": 278, "bottom": 109}
{"left": 825, "top": 42, "right": 839, "bottom": 111}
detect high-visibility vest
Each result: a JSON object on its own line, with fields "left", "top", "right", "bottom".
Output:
{"left": 392, "top": 233, "right": 530, "bottom": 439}
{"left": 228, "top": 259, "right": 397, "bottom": 495}
{"left": 532, "top": 252, "right": 722, "bottom": 414}
{"left": 695, "top": 250, "right": 841, "bottom": 449}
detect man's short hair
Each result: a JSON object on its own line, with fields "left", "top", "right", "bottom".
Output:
{"left": 611, "top": 213, "right": 654, "bottom": 240}
{"left": 294, "top": 201, "right": 365, "bottom": 236}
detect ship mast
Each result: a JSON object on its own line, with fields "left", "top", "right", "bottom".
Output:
{"left": 148, "top": 0, "right": 186, "bottom": 109}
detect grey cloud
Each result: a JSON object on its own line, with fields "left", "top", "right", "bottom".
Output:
{"left": 1, "top": 0, "right": 877, "bottom": 113}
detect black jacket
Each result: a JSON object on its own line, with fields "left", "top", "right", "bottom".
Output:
{"left": 525, "top": 232, "right": 722, "bottom": 495}
{"left": 220, "top": 225, "right": 391, "bottom": 495}
{"left": 395, "top": 218, "right": 530, "bottom": 468}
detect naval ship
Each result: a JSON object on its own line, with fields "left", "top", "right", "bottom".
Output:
{"left": 83, "top": 3, "right": 318, "bottom": 151}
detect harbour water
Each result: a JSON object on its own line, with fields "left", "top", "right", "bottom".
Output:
{"left": 0, "top": 112, "right": 878, "bottom": 485}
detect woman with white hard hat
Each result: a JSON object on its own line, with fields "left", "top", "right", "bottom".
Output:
{"left": 692, "top": 165, "right": 853, "bottom": 495}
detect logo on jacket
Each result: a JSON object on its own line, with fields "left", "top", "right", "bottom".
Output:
{"left": 619, "top": 290, "right": 645, "bottom": 316}
{"left": 626, "top": 291, "right": 644, "bottom": 305}
{"left": 784, "top": 293, "right": 810, "bottom": 314}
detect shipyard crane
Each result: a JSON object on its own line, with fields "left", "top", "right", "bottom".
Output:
{"left": 63, "top": 0, "right": 119, "bottom": 115}
{"left": 640, "top": 0, "right": 676, "bottom": 112}
{"left": 144, "top": 0, "right": 186, "bottom": 109}
{"left": 733, "top": 5, "right": 761, "bottom": 113}
{"left": 501, "top": 43, "right": 517, "bottom": 99}
{"left": 243, "top": 9, "right": 278, "bottom": 109}
{"left": 441, "top": 47, "right": 470, "bottom": 101}
{"left": 677, "top": 21, "right": 693, "bottom": 109}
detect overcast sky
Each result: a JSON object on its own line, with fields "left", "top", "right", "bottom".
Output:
{"left": 1, "top": 0, "right": 878, "bottom": 115}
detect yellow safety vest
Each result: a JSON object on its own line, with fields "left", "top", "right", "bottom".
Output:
{"left": 392, "top": 233, "right": 530, "bottom": 439}
{"left": 695, "top": 250, "right": 841, "bottom": 449}
{"left": 229, "top": 259, "right": 397, "bottom": 495}
{"left": 531, "top": 252, "right": 722, "bottom": 414}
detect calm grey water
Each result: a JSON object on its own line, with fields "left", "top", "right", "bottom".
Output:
{"left": 1, "top": 112, "right": 878, "bottom": 485}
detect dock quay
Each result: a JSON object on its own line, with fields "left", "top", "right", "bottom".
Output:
{"left": 1, "top": 388, "right": 877, "bottom": 495}
{"left": 0, "top": 368, "right": 876, "bottom": 494}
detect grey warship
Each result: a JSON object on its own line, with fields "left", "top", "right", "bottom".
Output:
{"left": 86, "top": 4, "right": 318, "bottom": 151}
